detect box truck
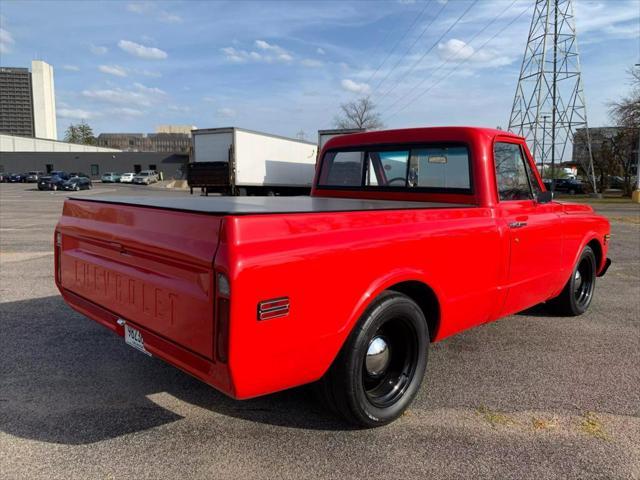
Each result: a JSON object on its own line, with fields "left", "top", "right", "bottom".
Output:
{"left": 188, "top": 127, "right": 317, "bottom": 195}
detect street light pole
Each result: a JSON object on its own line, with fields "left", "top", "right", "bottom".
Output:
{"left": 634, "top": 64, "right": 640, "bottom": 203}
{"left": 541, "top": 115, "right": 549, "bottom": 178}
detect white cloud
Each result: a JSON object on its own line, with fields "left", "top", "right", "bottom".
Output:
{"left": 126, "top": 2, "right": 151, "bottom": 14}
{"left": 341, "top": 79, "right": 371, "bottom": 95}
{"left": 168, "top": 105, "right": 191, "bottom": 112}
{"left": 222, "top": 40, "right": 293, "bottom": 64}
{"left": 135, "top": 68, "right": 162, "bottom": 78}
{"left": 159, "top": 11, "right": 183, "bottom": 23}
{"left": 217, "top": 107, "right": 236, "bottom": 118}
{"left": 118, "top": 39, "right": 167, "bottom": 59}
{"left": 127, "top": 2, "right": 182, "bottom": 23}
{"left": 316, "top": 47, "right": 325, "bottom": 55}
{"left": 82, "top": 86, "right": 160, "bottom": 107}
{"left": 109, "top": 107, "right": 144, "bottom": 117}
{"left": 437, "top": 38, "right": 511, "bottom": 67}
{"left": 203, "top": 96, "right": 216, "bottom": 103}
{"left": 437, "top": 39, "right": 475, "bottom": 61}
{"left": 99, "top": 64, "right": 127, "bottom": 77}
{"left": 255, "top": 39, "right": 273, "bottom": 50}
{"left": 62, "top": 65, "right": 80, "bottom": 71}
{"left": 301, "top": 58, "right": 323, "bottom": 68}
{"left": 89, "top": 44, "right": 108, "bottom": 55}
{"left": 133, "top": 82, "right": 165, "bottom": 95}
{"left": 0, "top": 27, "right": 14, "bottom": 54}
{"left": 58, "top": 108, "right": 96, "bottom": 119}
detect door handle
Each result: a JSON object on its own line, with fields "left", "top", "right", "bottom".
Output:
{"left": 509, "top": 221, "right": 527, "bottom": 229}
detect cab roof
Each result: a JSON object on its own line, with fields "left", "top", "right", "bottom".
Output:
{"left": 322, "top": 126, "right": 522, "bottom": 151}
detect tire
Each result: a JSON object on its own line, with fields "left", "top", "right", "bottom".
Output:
{"left": 74, "top": 185, "right": 80, "bottom": 191}
{"left": 318, "top": 291, "right": 429, "bottom": 427}
{"left": 547, "top": 246, "right": 597, "bottom": 316}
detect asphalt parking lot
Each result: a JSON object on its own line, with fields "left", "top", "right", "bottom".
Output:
{"left": 1, "top": 182, "right": 639, "bottom": 479}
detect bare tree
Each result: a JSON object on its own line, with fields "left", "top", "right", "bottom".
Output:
{"left": 608, "top": 66, "right": 640, "bottom": 196}
{"left": 610, "top": 66, "right": 640, "bottom": 128}
{"left": 334, "top": 97, "right": 384, "bottom": 130}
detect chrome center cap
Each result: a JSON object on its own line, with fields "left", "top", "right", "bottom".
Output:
{"left": 365, "top": 336, "right": 390, "bottom": 376}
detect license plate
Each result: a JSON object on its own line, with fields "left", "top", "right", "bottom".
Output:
{"left": 124, "top": 323, "right": 151, "bottom": 356}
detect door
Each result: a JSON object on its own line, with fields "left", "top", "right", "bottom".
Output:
{"left": 494, "top": 141, "right": 563, "bottom": 316}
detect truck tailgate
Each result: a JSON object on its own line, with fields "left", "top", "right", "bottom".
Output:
{"left": 56, "top": 198, "right": 222, "bottom": 359}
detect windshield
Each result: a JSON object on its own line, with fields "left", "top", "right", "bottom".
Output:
{"left": 139, "top": 172, "right": 149, "bottom": 176}
{"left": 318, "top": 144, "right": 472, "bottom": 193}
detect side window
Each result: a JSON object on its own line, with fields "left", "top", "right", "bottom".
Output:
{"left": 494, "top": 142, "right": 533, "bottom": 201}
{"left": 522, "top": 152, "right": 542, "bottom": 196}
{"left": 319, "top": 151, "right": 364, "bottom": 187}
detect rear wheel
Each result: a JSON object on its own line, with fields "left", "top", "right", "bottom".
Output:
{"left": 547, "top": 246, "right": 596, "bottom": 316}
{"left": 318, "top": 291, "right": 428, "bottom": 427}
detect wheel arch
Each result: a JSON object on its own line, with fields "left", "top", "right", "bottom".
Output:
{"left": 341, "top": 270, "right": 443, "bottom": 345}
{"left": 572, "top": 233, "right": 605, "bottom": 274}
{"left": 386, "top": 281, "right": 440, "bottom": 342}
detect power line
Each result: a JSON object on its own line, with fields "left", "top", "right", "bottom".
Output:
{"left": 375, "top": 0, "right": 480, "bottom": 104}
{"left": 370, "top": 0, "right": 446, "bottom": 95}
{"left": 364, "top": 0, "right": 432, "bottom": 87}
{"left": 381, "top": 0, "right": 519, "bottom": 114}
{"left": 385, "top": 5, "right": 532, "bottom": 121}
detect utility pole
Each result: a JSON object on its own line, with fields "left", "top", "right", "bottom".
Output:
{"left": 634, "top": 64, "right": 640, "bottom": 203}
{"left": 551, "top": 0, "right": 558, "bottom": 191}
{"left": 541, "top": 115, "right": 549, "bottom": 177}
{"left": 508, "top": 0, "right": 597, "bottom": 193}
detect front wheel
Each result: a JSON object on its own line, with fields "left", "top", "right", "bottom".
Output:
{"left": 318, "top": 291, "right": 428, "bottom": 427}
{"left": 547, "top": 246, "right": 596, "bottom": 316}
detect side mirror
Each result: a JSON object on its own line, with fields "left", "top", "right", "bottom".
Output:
{"left": 536, "top": 190, "right": 553, "bottom": 204}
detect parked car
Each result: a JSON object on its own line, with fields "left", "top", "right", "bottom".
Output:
{"left": 132, "top": 170, "right": 158, "bottom": 185}
{"left": 69, "top": 172, "right": 89, "bottom": 179}
{"left": 55, "top": 127, "right": 611, "bottom": 427}
{"left": 6, "top": 173, "right": 26, "bottom": 183}
{"left": 38, "top": 171, "right": 69, "bottom": 191}
{"left": 119, "top": 172, "right": 136, "bottom": 183}
{"left": 543, "top": 178, "right": 585, "bottom": 195}
{"left": 62, "top": 176, "right": 93, "bottom": 191}
{"left": 101, "top": 172, "right": 121, "bottom": 183}
{"left": 0, "top": 173, "right": 6, "bottom": 182}
{"left": 25, "top": 171, "right": 45, "bottom": 182}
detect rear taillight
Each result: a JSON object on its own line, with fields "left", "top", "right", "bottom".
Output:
{"left": 55, "top": 231, "right": 62, "bottom": 284}
{"left": 215, "top": 272, "right": 230, "bottom": 363}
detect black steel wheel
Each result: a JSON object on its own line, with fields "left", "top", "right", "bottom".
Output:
{"left": 547, "top": 245, "right": 596, "bottom": 316}
{"left": 318, "top": 291, "right": 428, "bottom": 427}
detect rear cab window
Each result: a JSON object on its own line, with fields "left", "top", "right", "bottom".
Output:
{"left": 318, "top": 144, "right": 472, "bottom": 194}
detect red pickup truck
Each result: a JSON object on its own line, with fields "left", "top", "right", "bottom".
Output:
{"left": 55, "top": 127, "right": 611, "bottom": 426}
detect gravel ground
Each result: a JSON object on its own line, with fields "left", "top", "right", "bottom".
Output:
{"left": 1, "top": 183, "right": 639, "bottom": 480}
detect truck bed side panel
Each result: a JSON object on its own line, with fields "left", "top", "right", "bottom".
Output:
{"left": 224, "top": 207, "right": 503, "bottom": 398}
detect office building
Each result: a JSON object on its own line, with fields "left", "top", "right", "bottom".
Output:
{"left": 0, "top": 60, "right": 57, "bottom": 140}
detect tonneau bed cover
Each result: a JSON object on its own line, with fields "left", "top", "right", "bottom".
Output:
{"left": 71, "top": 196, "right": 470, "bottom": 215}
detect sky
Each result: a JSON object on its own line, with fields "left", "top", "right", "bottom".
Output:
{"left": 0, "top": 0, "right": 638, "bottom": 140}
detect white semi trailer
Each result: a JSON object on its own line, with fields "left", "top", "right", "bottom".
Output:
{"left": 189, "top": 127, "right": 317, "bottom": 195}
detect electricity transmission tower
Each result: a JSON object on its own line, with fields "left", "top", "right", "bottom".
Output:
{"left": 508, "top": 0, "right": 596, "bottom": 191}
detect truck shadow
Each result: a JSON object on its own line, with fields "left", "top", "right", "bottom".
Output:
{"left": 0, "top": 295, "right": 350, "bottom": 445}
